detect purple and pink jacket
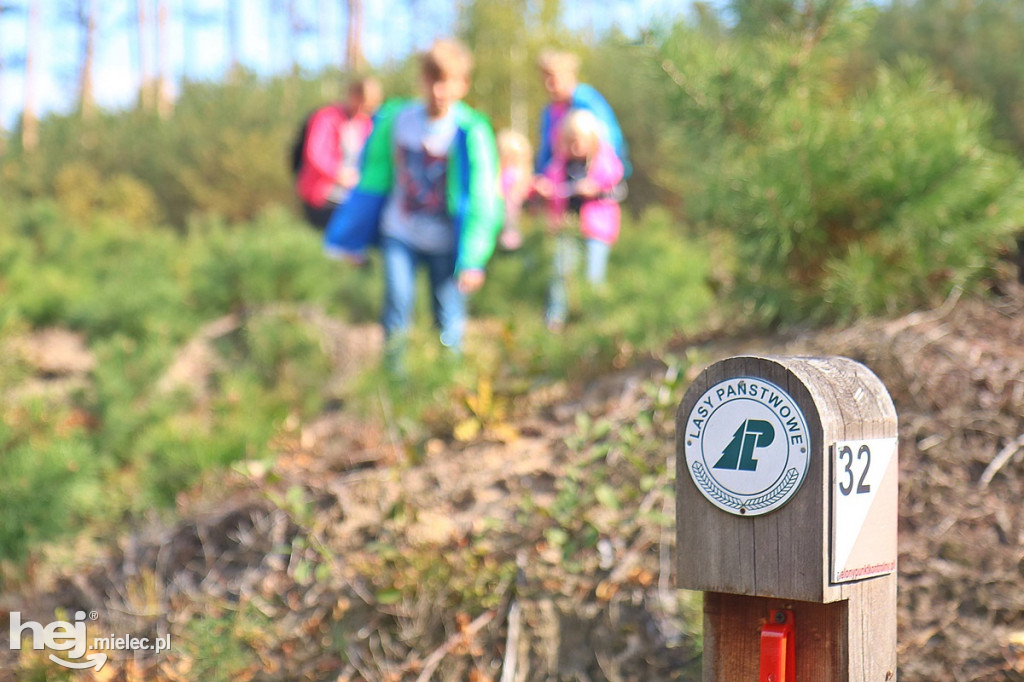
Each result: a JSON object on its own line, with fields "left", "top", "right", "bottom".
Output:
{"left": 542, "top": 140, "right": 624, "bottom": 245}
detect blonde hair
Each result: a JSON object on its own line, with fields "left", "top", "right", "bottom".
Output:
{"left": 421, "top": 38, "right": 474, "bottom": 81}
{"left": 496, "top": 129, "right": 532, "bottom": 164}
{"left": 559, "top": 109, "right": 605, "bottom": 154}
{"left": 537, "top": 49, "right": 580, "bottom": 76}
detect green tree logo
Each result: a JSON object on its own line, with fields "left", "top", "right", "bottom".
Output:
{"left": 714, "top": 419, "right": 775, "bottom": 472}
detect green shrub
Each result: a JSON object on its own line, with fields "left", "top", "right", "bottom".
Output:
{"left": 85, "top": 311, "right": 331, "bottom": 513}
{"left": 2, "top": 70, "right": 352, "bottom": 228}
{"left": 473, "top": 207, "right": 716, "bottom": 377}
{"left": 0, "top": 427, "right": 104, "bottom": 560}
{"left": 649, "top": 17, "right": 1024, "bottom": 323}
{"left": 0, "top": 205, "right": 344, "bottom": 555}
{"left": 184, "top": 209, "right": 379, "bottom": 322}
{"left": 242, "top": 312, "right": 333, "bottom": 407}
{"left": 54, "top": 161, "right": 163, "bottom": 225}
{"left": 723, "top": 61, "right": 1024, "bottom": 321}
{"left": 176, "top": 603, "right": 274, "bottom": 682}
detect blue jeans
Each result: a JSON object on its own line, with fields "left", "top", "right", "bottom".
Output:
{"left": 546, "top": 234, "right": 611, "bottom": 326}
{"left": 380, "top": 236, "right": 465, "bottom": 355}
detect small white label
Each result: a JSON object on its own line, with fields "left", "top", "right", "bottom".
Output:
{"left": 831, "top": 437, "right": 898, "bottom": 583}
{"left": 683, "top": 377, "right": 810, "bottom": 516}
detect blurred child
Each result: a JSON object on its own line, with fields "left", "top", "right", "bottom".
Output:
{"left": 295, "top": 77, "right": 383, "bottom": 230}
{"left": 323, "top": 39, "right": 502, "bottom": 373}
{"left": 495, "top": 129, "right": 533, "bottom": 251}
{"left": 534, "top": 109, "right": 624, "bottom": 332}
{"left": 535, "top": 50, "right": 630, "bottom": 178}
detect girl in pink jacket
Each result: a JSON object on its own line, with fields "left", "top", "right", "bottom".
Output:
{"left": 534, "top": 109, "right": 624, "bottom": 331}
{"left": 295, "top": 78, "right": 382, "bottom": 231}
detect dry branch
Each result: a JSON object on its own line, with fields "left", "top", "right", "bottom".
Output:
{"left": 978, "top": 433, "right": 1024, "bottom": 490}
{"left": 413, "top": 609, "right": 497, "bottom": 682}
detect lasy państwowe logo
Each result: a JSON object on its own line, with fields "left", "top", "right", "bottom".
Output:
{"left": 683, "top": 377, "right": 810, "bottom": 516}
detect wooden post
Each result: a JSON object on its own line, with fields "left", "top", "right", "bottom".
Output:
{"left": 676, "top": 355, "right": 898, "bottom": 681}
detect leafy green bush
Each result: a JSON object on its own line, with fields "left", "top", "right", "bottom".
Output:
{"left": 2, "top": 70, "right": 351, "bottom": 228}
{"left": 474, "top": 208, "right": 714, "bottom": 362}
{"left": 185, "top": 208, "right": 379, "bottom": 322}
{"left": 870, "top": 0, "right": 1024, "bottom": 157}
{"left": 720, "top": 61, "right": 1024, "bottom": 321}
{"left": 649, "top": 16, "right": 1024, "bottom": 323}
{"left": 0, "top": 416, "right": 104, "bottom": 560}
{"left": 54, "top": 161, "right": 163, "bottom": 225}
{"left": 3, "top": 213, "right": 191, "bottom": 340}
{"left": 0, "top": 206, "right": 342, "bottom": 556}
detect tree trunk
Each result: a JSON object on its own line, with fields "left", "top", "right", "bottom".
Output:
{"left": 79, "top": 0, "right": 97, "bottom": 119}
{"left": 137, "top": 0, "right": 153, "bottom": 110}
{"left": 345, "top": 0, "right": 363, "bottom": 72}
{"left": 268, "top": 0, "right": 278, "bottom": 73}
{"left": 0, "top": 7, "right": 5, "bottom": 150}
{"left": 288, "top": 0, "right": 300, "bottom": 74}
{"left": 23, "top": 0, "right": 40, "bottom": 150}
{"left": 227, "top": 0, "right": 241, "bottom": 77}
{"left": 156, "top": 0, "right": 173, "bottom": 118}
{"left": 317, "top": 0, "right": 330, "bottom": 70}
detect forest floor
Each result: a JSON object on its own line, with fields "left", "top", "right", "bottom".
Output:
{"left": 3, "top": 280, "right": 1024, "bottom": 681}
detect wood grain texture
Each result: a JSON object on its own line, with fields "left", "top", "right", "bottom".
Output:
{"left": 676, "top": 356, "right": 898, "bottom": 680}
{"left": 703, "top": 592, "right": 846, "bottom": 682}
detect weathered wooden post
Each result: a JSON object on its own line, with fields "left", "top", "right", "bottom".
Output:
{"left": 675, "top": 355, "right": 898, "bottom": 681}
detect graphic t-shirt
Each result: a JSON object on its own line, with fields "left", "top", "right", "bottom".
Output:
{"left": 381, "top": 104, "right": 459, "bottom": 253}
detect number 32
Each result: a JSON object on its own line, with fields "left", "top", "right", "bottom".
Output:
{"left": 838, "top": 444, "right": 871, "bottom": 496}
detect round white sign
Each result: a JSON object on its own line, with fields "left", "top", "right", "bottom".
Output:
{"left": 683, "top": 376, "right": 810, "bottom": 516}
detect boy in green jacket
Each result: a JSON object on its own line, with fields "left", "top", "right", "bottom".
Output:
{"left": 324, "top": 39, "right": 502, "bottom": 371}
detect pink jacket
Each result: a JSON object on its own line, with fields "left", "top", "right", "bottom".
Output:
{"left": 295, "top": 105, "right": 374, "bottom": 207}
{"left": 542, "top": 140, "right": 624, "bottom": 244}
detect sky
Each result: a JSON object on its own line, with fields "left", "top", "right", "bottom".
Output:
{"left": 0, "top": 0, "right": 703, "bottom": 132}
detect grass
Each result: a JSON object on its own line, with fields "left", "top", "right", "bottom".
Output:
{"left": 0, "top": 198, "right": 719, "bottom": 678}
{"left": 0, "top": 199, "right": 717, "bottom": 564}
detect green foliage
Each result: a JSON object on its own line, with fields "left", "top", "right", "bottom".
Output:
{"left": 459, "top": 0, "right": 585, "bottom": 134}
{"left": 164, "top": 75, "right": 311, "bottom": 224}
{"left": 582, "top": 35, "right": 681, "bottom": 209}
{"left": 177, "top": 602, "right": 274, "bottom": 682}
{"left": 3, "top": 0, "right": 1024, "bottom": 568}
{"left": 182, "top": 208, "right": 382, "bottom": 323}
{"left": 361, "top": 538, "right": 518, "bottom": 614}
{"left": 722, "top": 61, "right": 1023, "bottom": 321}
{"left": 474, "top": 209, "right": 716, "bottom": 371}
{"left": 645, "top": 10, "right": 1024, "bottom": 322}
{"left": 0, "top": 425, "right": 105, "bottom": 560}
{"left": 1, "top": 201, "right": 190, "bottom": 339}
{"left": 728, "top": 0, "right": 855, "bottom": 38}
{"left": 2, "top": 70, "right": 354, "bottom": 228}
{"left": 0, "top": 209, "right": 340, "bottom": 557}
{"left": 871, "top": 0, "right": 1024, "bottom": 156}
{"left": 53, "top": 161, "right": 163, "bottom": 225}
